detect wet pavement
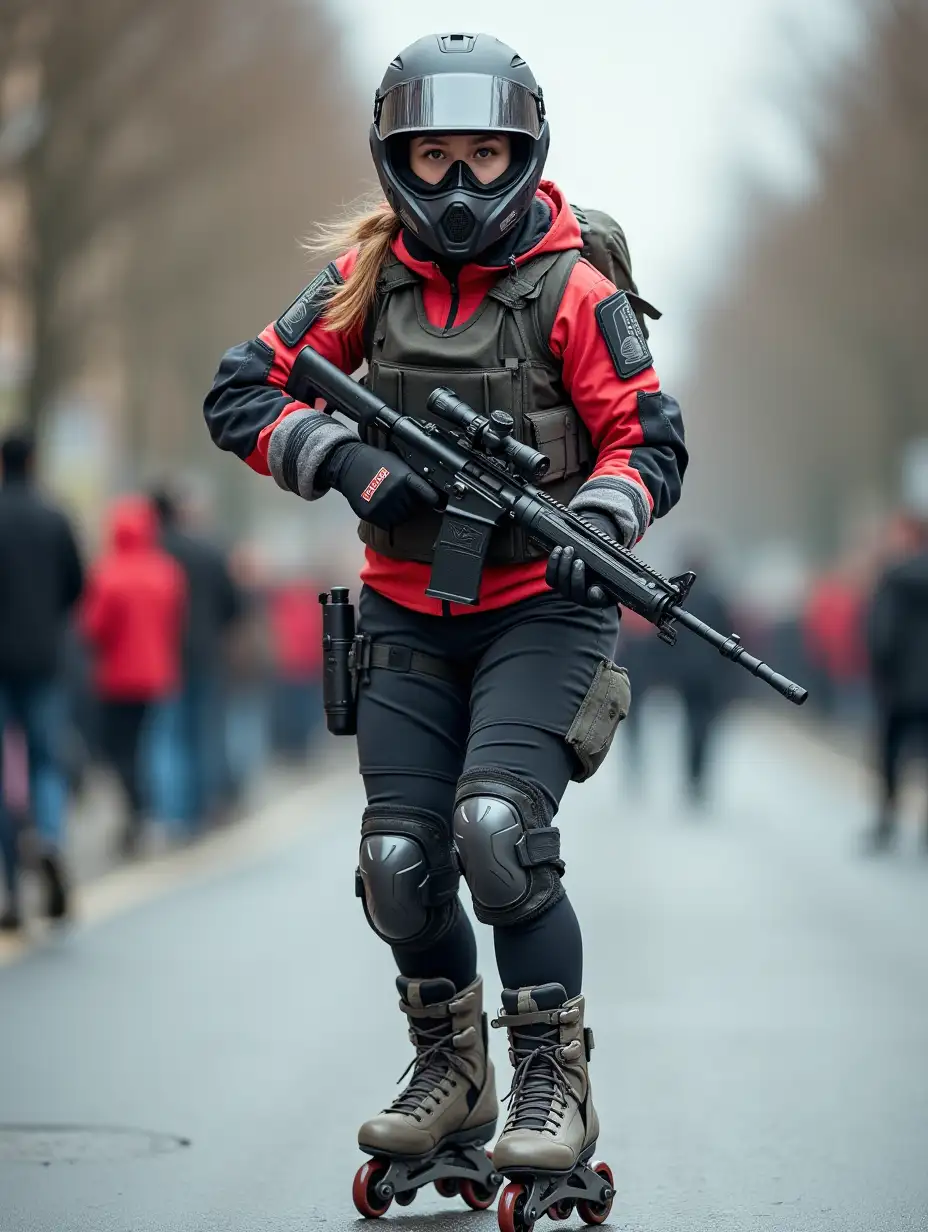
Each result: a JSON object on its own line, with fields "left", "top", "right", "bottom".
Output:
{"left": 1, "top": 704, "right": 926, "bottom": 1231}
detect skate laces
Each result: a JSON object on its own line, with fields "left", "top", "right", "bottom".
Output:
{"left": 389, "top": 1019, "right": 467, "bottom": 1120}
{"left": 502, "top": 1024, "right": 571, "bottom": 1135}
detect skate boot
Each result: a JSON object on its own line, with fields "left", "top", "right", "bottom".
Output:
{"left": 492, "top": 984, "right": 615, "bottom": 1231}
{"left": 352, "top": 974, "right": 502, "bottom": 1218}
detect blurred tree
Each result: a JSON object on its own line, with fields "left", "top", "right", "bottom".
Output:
{"left": 0, "top": 0, "right": 370, "bottom": 529}
{"left": 681, "top": 0, "right": 928, "bottom": 561}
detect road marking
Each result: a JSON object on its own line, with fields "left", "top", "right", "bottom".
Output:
{"left": 0, "top": 754, "right": 360, "bottom": 970}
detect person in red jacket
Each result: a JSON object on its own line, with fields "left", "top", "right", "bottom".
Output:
{"left": 204, "top": 33, "right": 686, "bottom": 1217}
{"left": 267, "top": 577, "right": 323, "bottom": 760}
{"left": 81, "top": 496, "right": 186, "bottom": 856}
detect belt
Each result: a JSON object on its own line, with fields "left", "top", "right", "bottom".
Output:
{"left": 350, "top": 636, "right": 466, "bottom": 686}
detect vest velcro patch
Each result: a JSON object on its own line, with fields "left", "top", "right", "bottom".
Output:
{"left": 274, "top": 262, "right": 343, "bottom": 347}
{"left": 595, "top": 290, "right": 653, "bottom": 379}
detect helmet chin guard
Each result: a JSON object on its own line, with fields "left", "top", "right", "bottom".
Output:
{"left": 369, "top": 33, "right": 550, "bottom": 261}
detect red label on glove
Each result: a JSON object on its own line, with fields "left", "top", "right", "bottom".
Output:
{"left": 361, "top": 467, "right": 390, "bottom": 502}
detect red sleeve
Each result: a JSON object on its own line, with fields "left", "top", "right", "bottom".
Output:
{"left": 549, "top": 258, "right": 658, "bottom": 520}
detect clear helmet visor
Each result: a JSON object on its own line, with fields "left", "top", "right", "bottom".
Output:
{"left": 375, "top": 73, "right": 543, "bottom": 141}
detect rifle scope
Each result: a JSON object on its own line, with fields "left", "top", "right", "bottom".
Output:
{"left": 426, "top": 388, "right": 550, "bottom": 482}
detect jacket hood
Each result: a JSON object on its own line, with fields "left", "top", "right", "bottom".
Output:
{"left": 392, "top": 180, "right": 582, "bottom": 287}
{"left": 107, "top": 496, "right": 158, "bottom": 552}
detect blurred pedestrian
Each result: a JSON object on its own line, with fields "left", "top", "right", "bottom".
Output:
{"left": 149, "top": 487, "right": 241, "bottom": 833}
{"left": 802, "top": 568, "right": 868, "bottom": 724}
{"left": 0, "top": 431, "right": 83, "bottom": 931}
{"left": 80, "top": 496, "right": 186, "bottom": 856}
{"left": 665, "top": 555, "right": 736, "bottom": 806}
{"left": 267, "top": 577, "right": 324, "bottom": 762}
{"left": 865, "top": 516, "right": 928, "bottom": 851}
{"left": 223, "top": 543, "right": 273, "bottom": 809}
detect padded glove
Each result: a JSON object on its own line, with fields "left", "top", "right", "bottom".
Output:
{"left": 323, "top": 440, "right": 439, "bottom": 530}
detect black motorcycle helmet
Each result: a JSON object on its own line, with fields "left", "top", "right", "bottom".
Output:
{"left": 370, "top": 32, "right": 550, "bottom": 262}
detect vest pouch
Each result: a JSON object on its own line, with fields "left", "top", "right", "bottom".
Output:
{"left": 359, "top": 359, "right": 523, "bottom": 565}
{"left": 524, "top": 406, "right": 593, "bottom": 483}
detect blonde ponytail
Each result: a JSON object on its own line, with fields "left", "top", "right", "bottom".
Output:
{"left": 303, "top": 195, "right": 402, "bottom": 334}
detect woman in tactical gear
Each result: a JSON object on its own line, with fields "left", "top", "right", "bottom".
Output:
{"left": 205, "top": 31, "right": 687, "bottom": 1231}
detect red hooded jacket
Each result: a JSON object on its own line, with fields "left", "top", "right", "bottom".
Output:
{"left": 268, "top": 582, "right": 323, "bottom": 680}
{"left": 81, "top": 497, "right": 187, "bottom": 701}
{"left": 205, "top": 183, "right": 686, "bottom": 615}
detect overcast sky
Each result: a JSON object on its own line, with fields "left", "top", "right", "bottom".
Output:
{"left": 327, "top": 0, "right": 864, "bottom": 382}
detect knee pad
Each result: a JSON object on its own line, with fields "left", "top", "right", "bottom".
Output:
{"left": 452, "top": 769, "right": 565, "bottom": 927}
{"left": 356, "top": 806, "right": 460, "bottom": 947}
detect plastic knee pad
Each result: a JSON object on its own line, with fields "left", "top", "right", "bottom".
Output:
{"left": 356, "top": 806, "right": 460, "bottom": 946}
{"left": 452, "top": 769, "right": 565, "bottom": 927}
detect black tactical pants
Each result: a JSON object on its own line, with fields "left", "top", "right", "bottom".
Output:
{"left": 356, "top": 584, "right": 620, "bottom": 997}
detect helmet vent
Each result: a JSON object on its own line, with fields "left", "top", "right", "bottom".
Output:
{"left": 389, "top": 56, "right": 403, "bottom": 70}
{"left": 439, "top": 34, "right": 477, "bottom": 53}
{"left": 510, "top": 54, "right": 526, "bottom": 67}
{"left": 440, "top": 203, "right": 476, "bottom": 244}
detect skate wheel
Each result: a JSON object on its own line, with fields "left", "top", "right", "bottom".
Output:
{"left": 548, "top": 1198, "right": 574, "bottom": 1221}
{"left": 394, "top": 1189, "right": 417, "bottom": 1207}
{"left": 577, "top": 1160, "right": 615, "bottom": 1226}
{"left": 352, "top": 1159, "right": 392, "bottom": 1218}
{"left": 498, "top": 1181, "right": 534, "bottom": 1232}
{"left": 460, "top": 1176, "right": 499, "bottom": 1211}
{"left": 434, "top": 1176, "right": 460, "bottom": 1198}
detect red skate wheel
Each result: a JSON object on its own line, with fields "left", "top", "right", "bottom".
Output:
{"left": 352, "top": 1159, "right": 392, "bottom": 1218}
{"left": 548, "top": 1198, "right": 574, "bottom": 1220}
{"left": 577, "top": 1160, "right": 615, "bottom": 1226}
{"left": 498, "top": 1181, "right": 534, "bottom": 1232}
{"left": 394, "top": 1189, "right": 417, "bottom": 1206}
{"left": 460, "top": 1176, "right": 499, "bottom": 1211}
{"left": 434, "top": 1176, "right": 460, "bottom": 1198}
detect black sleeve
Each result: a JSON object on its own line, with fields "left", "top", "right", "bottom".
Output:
{"left": 215, "top": 552, "right": 243, "bottom": 629}
{"left": 57, "top": 513, "right": 84, "bottom": 611}
{"left": 866, "top": 574, "right": 898, "bottom": 670}
{"left": 204, "top": 338, "right": 292, "bottom": 461}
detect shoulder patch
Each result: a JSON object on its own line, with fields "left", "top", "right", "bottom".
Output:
{"left": 274, "top": 262, "right": 344, "bottom": 347}
{"left": 594, "top": 290, "right": 653, "bottom": 379}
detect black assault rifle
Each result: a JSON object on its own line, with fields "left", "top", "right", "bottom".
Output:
{"left": 290, "top": 345, "right": 808, "bottom": 706}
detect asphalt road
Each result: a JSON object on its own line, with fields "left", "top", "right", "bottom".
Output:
{"left": 1, "top": 703, "right": 926, "bottom": 1232}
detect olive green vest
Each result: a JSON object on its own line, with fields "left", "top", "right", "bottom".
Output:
{"left": 358, "top": 249, "right": 594, "bottom": 566}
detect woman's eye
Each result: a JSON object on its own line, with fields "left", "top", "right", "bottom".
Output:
{"left": 423, "top": 149, "right": 444, "bottom": 160}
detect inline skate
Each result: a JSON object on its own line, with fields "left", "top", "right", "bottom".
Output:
{"left": 352, "top": 974, "right": 502, "bottom": 1217}
{"left": 491, "top": 984, "right": 615, "bottom": 1232}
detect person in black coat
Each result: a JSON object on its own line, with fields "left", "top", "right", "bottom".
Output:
{"left": 866, "top": 520, "right": 928, "bottom": 850}
{"left": 149, "top": 486, "right": 241, "bottom": 832}
{"left": 665, "top": 551, "right": 736, "bottom": 805}
{"left": 0, "top": 432, "right": 83, "bottom": 929}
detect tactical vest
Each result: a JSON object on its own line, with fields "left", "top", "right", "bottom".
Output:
{"left": 358, "top": 249, "right": 595, "bottom": 566}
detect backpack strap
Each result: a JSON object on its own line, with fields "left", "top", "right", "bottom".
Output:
{"left": 528, "top": 248, "right": 583, "bottom": 356}
{"left": 362, "top": 254, "right": 421, "bottom": 363}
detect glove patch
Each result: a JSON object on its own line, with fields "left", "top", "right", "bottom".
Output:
{"left": 362, "top": 467, "right": 390, "bottom": 501}
{"left": 595, "top": 290, "right": 653, "bottom": 379}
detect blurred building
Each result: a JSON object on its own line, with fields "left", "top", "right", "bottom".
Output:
{"left": 0, "top": 3, "right": 372, "bottom": 571}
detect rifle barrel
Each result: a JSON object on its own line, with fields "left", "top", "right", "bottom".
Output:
{"left": 669, "top": 605, "right": 808, "bottom": 705}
